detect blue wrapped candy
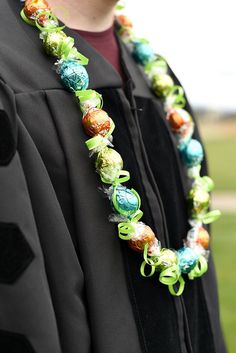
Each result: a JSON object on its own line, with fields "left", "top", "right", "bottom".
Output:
{"left": 112, "top": 185, "right": 140, "bottom": 218}
{"left": 177, "top": 247, "right": 198, "bottom": 274}
{"left": 132, "top": 42, "right": 155, "bottom": 65}
{"left": 59, "top": 59, "right": 89, "bottom": 92}
{"left": 181, "top": 139, "right": 204, "bottom": 167}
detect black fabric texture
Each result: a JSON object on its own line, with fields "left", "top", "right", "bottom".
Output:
{"left": 0, "top": 1, "right": 227, "bottom": 353}
{"left": 0, "top": 110, "right": 16, "bottom": 165}
{"left": 0, "top": 330, "right": 35, "bottom": 353}
{"left": 0, "top": 222, "right": 34, "bottom": 284}
{"left": 0, "top": 80, "right": 17, "bottom": 165}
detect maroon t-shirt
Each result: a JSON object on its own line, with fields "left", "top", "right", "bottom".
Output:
{"left": 74, "top": 25, "right": 124, "bottom": 80}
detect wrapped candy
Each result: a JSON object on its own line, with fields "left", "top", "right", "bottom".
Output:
{"left": 144, "top": 57, "right": 168, "bottom": 79}
{"left": 128, "top": 222, "right": 156, "bottom": 252}
{"left": 188, "top": 185, "right": 210, "bottom": 219}
{"left": 82, "top": 109, "right": 111, "bottom": 137}
{"left": 167, "top": 108, "right": 194, "bottom": 150}
{"left": 24, "top": 0, "right": 50, "bottom": 20}
{"left": 117, "top": 14, "right": 133, "bottom": 28}
{"left": 152, "top": 73, "right": 174, "bottom": 97}
{"left": 167, "top": 108, "right": 193, "bottom": 132}
{"left": 193, "top": 176, "right": 215, "bottom": 192}
{"left": 181, "top": 139, "right": 204, "bottom": 167}
{"left": 154, "top": 248, "right": 178, "bottom": 270}
{"left": 58, "top": 59, "right": 89, "bottom": 92}
{"left": 43, "top": 31, "right": 67, "bottom": 57}
{"left": 96, "top": 147, "right": 123, "bottom": 184}
{"left": 177, "top": 247, "right": 198, "bottom": 274}
{"left": 132, "top": 42, "right": 156, "bottom": 65}
{"left": 186, "top": 226, "right": 210, "bottom": 250}
{"left": 77, "top": 90, "right": 103, "bottom": 113}
{"left": 111, "top": 185, "right": 140, "bottom": 218}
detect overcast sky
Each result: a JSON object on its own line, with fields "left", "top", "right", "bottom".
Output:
{"left": 125, "top": 0, "right": 236, "bottom": 112}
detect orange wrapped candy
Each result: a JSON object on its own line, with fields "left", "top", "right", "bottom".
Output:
{"left": 187, "top": 226, "right": 210, "bottom": 250}
{"left": 82, "top": 108, "right": 111, "bottom": 137}
{"left": 24, "top": 0, "right": 50, "bottom": 19}
{"left": 117, "top": 15, "right": 133, "bottom": 28}
{"left": 167, "top": 108, "right": 192, "bottom": 132}
{"left": 128, "top": 222, "right": 156, "bottom": 253}
{"left": 196, "top": 227, "right": 210, "bottom": 249}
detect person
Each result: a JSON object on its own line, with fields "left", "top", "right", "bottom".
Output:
{"left": 0, "top": 0, "right": 227, "bottom": 353}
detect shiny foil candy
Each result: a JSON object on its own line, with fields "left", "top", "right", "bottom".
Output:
{"left": 155, "top": 248, "right": 178, "bottom": 271}
{"left": 193, "top": 176, "right": 215, "bottom": 193}
{"left": 187, "top": 226, "right": 210, "bottom": 250}
{"left": 117, "top": 15, "right": 133, "bottom": 28}
{"left": 82, "top": 109, "right": 111, "bottom": 137}
{"left": 152, "top": 73, "right": 174, "bottom": 97}
{"left": 177, "top": 247, "right": 198, "bottom": 274}
{"left": 188, "top": 186, "right": 210, "bottom": 219}
{"left": 167, "top": 109, "right": 194, "bottom": 150}
{"left": 43, "top": 31, "right": 67, "bottom": 57}
{"left": 132, "top": 42, "right": 156, "bottom": 65}
{"left": 112, "top": 186, "right": 140, "bottom": 218}
{"left": 128, "top": 222, "right": 156, "bottom": 252}
{"left": 181, "top": 139, "right": 204, "bottom": 167}
{"left": 167, "top": 108, "right": 193, "bottom": 132}
{"left": 24, "top": 0, "right": 50, "bottom": 20}
{"left": 59, "top": 59, "right": 89, "bottom": 92}
{"left": 144, "top": 58, "right": 168, "bottom": 79}
{"left": 96, "top": 147, "right": 123, "bottom": 184}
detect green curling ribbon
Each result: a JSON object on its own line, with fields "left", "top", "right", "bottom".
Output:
{"left": 142, "top": 243, "right": 161, "bottom": 278}
{"left": 85, "top": 120, "right": 115, "bottom": 151}
{"left": 143, "top": 242, "right": 159, "bottom": 265}
{"left": 118, "top": 222, "right": 134, "bottom": 240}
{"left": 85, "top": 135, "right": 106, "bottom": 151}
{"left": 117, "top": 209, "right": 143, "bottom": 240}
{"left": 168, "top": 275, "right": 185, "bottom": 296}
{"left": 140, "top": 259, "right": 156, "bottom": 277}
{"left": 159, "top": 264, "right": 181, "bottom": 286}
{"left": 59, "top": 36, "right": 75, "bottom": 59}
{"left": 188, "top": 255, "right": 208, "bottom": 280}
{"left": 72, "top": 51, "right": 89, "bottom": 66}
{"left": 35, "top": 11, "right": 65, "bottom": 32}
{"left": 20, "top": 9, "right": 36, "bottom": 26}
{"left": 116, "top": 4, "right": 125, "bottom": 10}
{"left": 144, "top": 57, "right": 168, "bottom": 76}
{"left": 166, "top": 85, "right": 186, "bottom": 108}
{"left": 113, "top": 170, "right": 130, "bottom": 185}
{"left": 76, "top": 90, "right": 103, "bottom": 110}
{"left": 199, "top": 210, "right": 221, "bottom": 224}
{"left": 106, "top": 119, "right": 115, "bottom": 139}
{"left": 130, "top": 208, "right": 143, "bottom": 222}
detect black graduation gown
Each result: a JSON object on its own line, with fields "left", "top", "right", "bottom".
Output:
{"left": 0, "top": 1, "right": 227, "bottom": 353}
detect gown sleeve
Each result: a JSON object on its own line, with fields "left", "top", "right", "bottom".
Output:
{"left": 0, "top": 78, "right": 63, "bottom": 353}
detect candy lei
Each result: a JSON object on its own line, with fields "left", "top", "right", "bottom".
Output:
{"left": 20, "top": 0, "right": 221, "bottom": 296}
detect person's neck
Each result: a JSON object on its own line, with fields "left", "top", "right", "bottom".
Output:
{"left": 47, "top": 0, "right": 117, "bottom": 32}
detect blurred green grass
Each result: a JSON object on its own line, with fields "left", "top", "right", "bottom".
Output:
{"left": 211, "top": 214, "right": 236, "bottom": 353}
{"left": 203, "top": 127, "right": 236, "bottom": 353}
{"left": 205, "top": 138, "right": 236, "bottom": 190}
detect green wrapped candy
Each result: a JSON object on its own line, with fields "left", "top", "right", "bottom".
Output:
{"left": 96, "top": 147, "right": 123, "bottom": 184}
{"left": 188, "top": 186, "right": 210, "bottom": 219}
{"left": 152, "top": 73, "right": 174, "bottom": 97}
{"left": 154, "top": 248, "right": 178, "bottom": 271}
{"left": 43, "top": 31, "right": 67, "bottom": 57}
